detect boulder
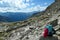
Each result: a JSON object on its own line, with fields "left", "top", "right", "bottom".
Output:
{"left": 39, "top": 36, "right": 58, "bottom": 40}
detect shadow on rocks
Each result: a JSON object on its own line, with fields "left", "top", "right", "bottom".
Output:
{"left": 39, "top": 36, "right": 58, "bottom": 40}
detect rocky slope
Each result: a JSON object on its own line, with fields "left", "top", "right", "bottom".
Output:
{"left": 0, "top": 0, "right": 60, "bottom": 40}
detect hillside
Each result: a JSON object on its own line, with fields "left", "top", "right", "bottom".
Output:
{"left": 0, "top": 0, "right": 60, "bottom": 40}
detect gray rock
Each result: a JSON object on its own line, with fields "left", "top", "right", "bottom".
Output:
{"left": 39, "top": 36, "right": 58, "bottom": 40}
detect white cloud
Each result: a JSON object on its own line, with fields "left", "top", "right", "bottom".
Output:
{"left": 0, "top": 1, "right": 3, "bottom": 4}
{"left": 31, "top": 3, "right": 35, "bottom": 5}
{"left": 44, "top": 2, "right": 48, "bottom": 5}
{"left": 26, "top": 0, "right": 30, "bottom": 2}
{"left": 0, "top": 5, "right": 47, "bottom": 12}
{"left": 0, "top": 0, "right": 47, "bottom": 12}
{"left": 19, "top": 5, "right": 47, "bottom": 12}
{"left": 27, "top": 5, "right": 47, "bottom": 11}
{"left": 0, "top": 0, "right": 30, "bottom": 9}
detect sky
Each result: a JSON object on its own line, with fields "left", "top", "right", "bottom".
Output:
{"left": 0, "top": 0, "right": 55, "bottom": 12}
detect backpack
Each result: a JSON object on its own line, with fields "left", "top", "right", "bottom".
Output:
{"left": 48, "top": 28, "right": 56, "bottom": 36}
{"left": 45, "top": 24, "right": 53, "bottom": 32}
{"left": 43, "top": 28, "right": 48, "bottom": 37}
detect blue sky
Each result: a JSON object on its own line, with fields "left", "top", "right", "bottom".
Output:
{"left": 0, "top": 0, "right": 55, "bottom": 12}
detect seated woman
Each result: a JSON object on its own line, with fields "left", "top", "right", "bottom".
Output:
{"left": 43, "top": 23, "right": 56, "bottom": 37}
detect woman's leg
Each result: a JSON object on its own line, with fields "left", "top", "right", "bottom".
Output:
{"left": 48, "top": 32, "right": 53, "bottom": 36}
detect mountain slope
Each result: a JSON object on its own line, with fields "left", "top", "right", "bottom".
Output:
{"left": 0, "top": 0, "right": 60, "bottom": 40}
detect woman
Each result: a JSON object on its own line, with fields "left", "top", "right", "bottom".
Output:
{"left": 43, "top": 23, "right": 56, "bottom": 37}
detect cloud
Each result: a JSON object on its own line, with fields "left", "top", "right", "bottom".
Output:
{"left": 0, "top": 5, "right": 47, "bottom": 12}
{"left": 0, "top": 0, "right": 47, "bottom": 12}
{"left": 26, "top": 0, "right": 30, "bottom": 2}
{"left": 0, "top": 1, "right": 3, "bottom": 4}
{"left": 44, "top": 2, "right": 48, "bottom": 5}
{"left": 19, "top": 5, "right": 47, "bottom": 12}
{"left": 31, "top": 3, "right": 35, "bottom": 5}
{"left": 0, "top": 0, "right": 30, "bottom": 9}
{"left": 28, "top": 5, "right": 47, "bottom": 11}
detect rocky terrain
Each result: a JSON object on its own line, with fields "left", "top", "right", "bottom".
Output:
{"left": 0, "top": 0, "right": 60, "bottom": 40}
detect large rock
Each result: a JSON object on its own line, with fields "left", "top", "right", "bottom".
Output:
{"left": 50, "top": 19, "right": 58, "bottom": 27}
{"left": 39, "top": 36, "right": 58, "bottom": 40}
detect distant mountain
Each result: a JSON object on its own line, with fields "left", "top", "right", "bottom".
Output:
{"left": 0, "top": 12, "right": 34, "bottom": 22}
{"left": 0, "top": 15, "right": 9, "bottom": 22}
